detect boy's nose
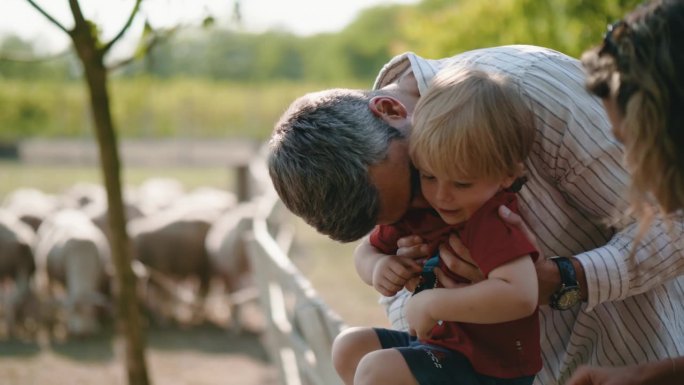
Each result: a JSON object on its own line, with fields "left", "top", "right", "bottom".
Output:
{"left": 435, "top": 183, "right": 453, "bottom": 203}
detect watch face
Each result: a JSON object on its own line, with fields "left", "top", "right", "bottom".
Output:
{"left": 557, "top": 289, "right": 581, "bottom": 310}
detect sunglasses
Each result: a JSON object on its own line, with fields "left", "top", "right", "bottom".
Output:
{"left": 599, "top": 20, "right": 628, "bottom": 57}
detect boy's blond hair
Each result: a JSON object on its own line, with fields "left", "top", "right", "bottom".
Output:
{"left": 410, "top": 67, "right": 536, "bottom": 181}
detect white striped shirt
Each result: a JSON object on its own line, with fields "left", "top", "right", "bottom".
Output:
{"left": 373, "top": 46, "right": 684, "bottom": 385}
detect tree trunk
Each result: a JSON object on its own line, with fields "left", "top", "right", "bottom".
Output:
{"left": 71, "top": 22, "right": 150, "bottom": 385}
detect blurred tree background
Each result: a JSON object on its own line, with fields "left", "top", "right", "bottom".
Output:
{"left": 0, "top": 0, "right": 642, "bottom": 142}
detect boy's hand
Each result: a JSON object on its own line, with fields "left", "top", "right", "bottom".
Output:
{"left": 396, "top": 235, "right": 431, "bottom": 264}
{"left": 404, "top": 275, "right": 421, "bottom": 292}
{"left": 394, "top": 235, "right": 431, "bottom": 293}
{"left": 371, "top": 254, "right": 422, "bottom": 297}
{"left": 406, "top": 290, "right": 438, "bottom": 340}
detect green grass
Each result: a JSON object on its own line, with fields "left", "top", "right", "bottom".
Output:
{"left": 0, "top": 78, "right": 344, "bottom": 141}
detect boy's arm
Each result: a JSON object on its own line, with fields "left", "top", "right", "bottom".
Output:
{"left": 407, "top": 255, "right": 537, "bottom": 339}
{"left": 353, "top": 235, "right": 385, "bottom": 286}
{"left": 354, "top": 234, "right": 425, "bottom": 296}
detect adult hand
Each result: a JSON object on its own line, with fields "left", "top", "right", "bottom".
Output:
{"left": 535, "top": 257, "right": 560, "bottom": 305}
{"left": 438, "top": 234, "right": 484, "bottom": 284}
{"left": 567, "top": 358, "right": 683, "bottom": 385}
{"left": 498, "top": 205, "right": 558, "bottom": 305}
{"left": 566, "top": 365, "right": 644, "bottom": 385}
{"left": 405, "top": 290, "right": 438, "bottom": 340}
{"left": 498, "top": 205, "right": 541, "bottom": 252}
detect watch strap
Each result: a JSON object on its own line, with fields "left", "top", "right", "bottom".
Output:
{"left": 549, "top": 256, "right": 581, "bottom": 310}
{"left": 552, "top": 257, "right": 579, "bottom": 288}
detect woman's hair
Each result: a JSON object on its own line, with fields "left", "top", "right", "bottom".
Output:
{"left": 582, "top": 0, "right": 684, "bottom": 220}
{"left": 409, "top": 67, "right": 535, "bottom": 182}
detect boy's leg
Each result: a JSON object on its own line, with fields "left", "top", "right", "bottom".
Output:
{"left": 332, "top": 326, "right": 384, "bottom": 385}
{"left": 355, "top": 347, "right": 418, "bottom": 385}
{"left": 359, "top": 340, "right": 484, "bottom": 385}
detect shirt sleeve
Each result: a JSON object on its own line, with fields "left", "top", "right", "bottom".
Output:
{"left": 369, "top": 225, "right": 401, "bottom": 255}
{"left": 466, "top": 204, "right": 539, "bottom": 277}
{"left": 566, "top": 177, "right": 684, "bottom": 311}
{"left": 519, "top": 54, "right": 684, "bottom": 311}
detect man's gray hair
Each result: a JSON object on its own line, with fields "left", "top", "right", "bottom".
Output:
{"left": 268, "top": 88, "right": 402, "bottom": 242}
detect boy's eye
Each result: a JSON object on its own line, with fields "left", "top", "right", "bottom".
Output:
{"left": 453, "top": 181, "right": 472, "bottom": 188}
{"left": 420, "top": 173, "right": 435, "bottom": 181}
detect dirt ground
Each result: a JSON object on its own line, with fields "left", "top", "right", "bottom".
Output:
{"left": 0, "top": 286, "right": 278, "bottom": 385}
{"left": 0, "top": 322, "right": 278, "bottom": 385}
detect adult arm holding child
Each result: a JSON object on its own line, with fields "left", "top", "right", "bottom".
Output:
{"left": 407, "top": 254, "right": 537, "bottom": 340}
{"left": 432, "top": 207, "right": 590, "bottom": 306}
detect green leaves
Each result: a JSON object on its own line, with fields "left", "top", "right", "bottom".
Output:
{"left": 397, "top": 0, "right": 643, "bottom": 59}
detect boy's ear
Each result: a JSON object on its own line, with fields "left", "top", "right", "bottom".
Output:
{"left": 369, "top": 96, "right": 408, "bottom": 124}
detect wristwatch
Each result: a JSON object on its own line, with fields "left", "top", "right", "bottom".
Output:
{"left": 549, "top": 256, "right": 581, "bottom": 310}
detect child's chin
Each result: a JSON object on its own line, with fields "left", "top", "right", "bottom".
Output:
{"left": 439, "top": 214, "right": 466, "bottom": 225}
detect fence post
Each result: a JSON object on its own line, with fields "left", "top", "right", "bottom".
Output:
{"left": 235, "top": 163, "right": 250, "bottom": 202}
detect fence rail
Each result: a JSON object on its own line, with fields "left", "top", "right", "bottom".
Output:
{"left": 247, "top": 193, "right": 346, "bottom": 385}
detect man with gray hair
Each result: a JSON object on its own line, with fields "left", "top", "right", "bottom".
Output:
{"left": 269, "top": 88, "right": 410, "bottom": 242}
{"left": 268, "top": 45, "right": 684, "bottom": 384}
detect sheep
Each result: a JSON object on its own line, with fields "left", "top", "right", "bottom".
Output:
{"left": 34, "top": 209, "right": 112, "bottom": 337}
{"left": 0, "top": 209, "right": 39, "bottom": 338}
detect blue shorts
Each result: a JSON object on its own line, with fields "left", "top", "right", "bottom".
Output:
{"left": 374, "top": 328, "right": 535, "bottom": 385}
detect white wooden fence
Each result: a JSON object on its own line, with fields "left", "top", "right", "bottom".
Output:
{"left": 245, "top": 153, "right": 346, "bottom": 385}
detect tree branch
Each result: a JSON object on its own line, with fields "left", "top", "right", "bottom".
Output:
{"left": 68, "top": 0, "right": 87, "bottom": 27}
{"left": 25, "top": 0, "right": 70, "bottom": 34}
{"left": 107, "top": 25, "right": 178, "bottom": 71}
{"left": 102, "top": 0, "right": 143, "bottom": 54}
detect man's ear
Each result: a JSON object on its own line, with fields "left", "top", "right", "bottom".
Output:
{"left": 369, "top": 96, "right": 408, "bottom": 124}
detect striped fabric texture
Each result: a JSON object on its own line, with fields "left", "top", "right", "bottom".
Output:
{"left": 373, "top": 46, "right": 684, "bottom": 385}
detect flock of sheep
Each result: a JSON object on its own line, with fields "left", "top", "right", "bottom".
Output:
{"left": 0, "top": 177, "right": 261, "bottom": 340}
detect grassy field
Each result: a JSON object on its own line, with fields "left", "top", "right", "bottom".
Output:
{"left": 0, "top": 78, "right": 359, "bottom": 141}
{"left": 0, "top": 160, "right": 389, "bottom": 329}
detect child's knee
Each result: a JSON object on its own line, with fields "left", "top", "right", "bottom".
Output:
{"left": 356, "top": 348, "right": 417, "bottom": 385}
{"left": 332, "top": 327, "right": 379, "bottom": 374}
{"left": 354, "top": 351, "right": 381, "bottom": 385}
{"left": 355, "top": 349, "right": 406, "bottom": 385}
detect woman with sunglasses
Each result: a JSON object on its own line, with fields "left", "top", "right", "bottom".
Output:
{"left": 571, "top": 1, "right": 684, "bottom": 384}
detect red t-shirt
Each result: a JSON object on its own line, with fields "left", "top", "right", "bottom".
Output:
{"left": 369, "top": 190, "right": 541, "bottom": 378}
